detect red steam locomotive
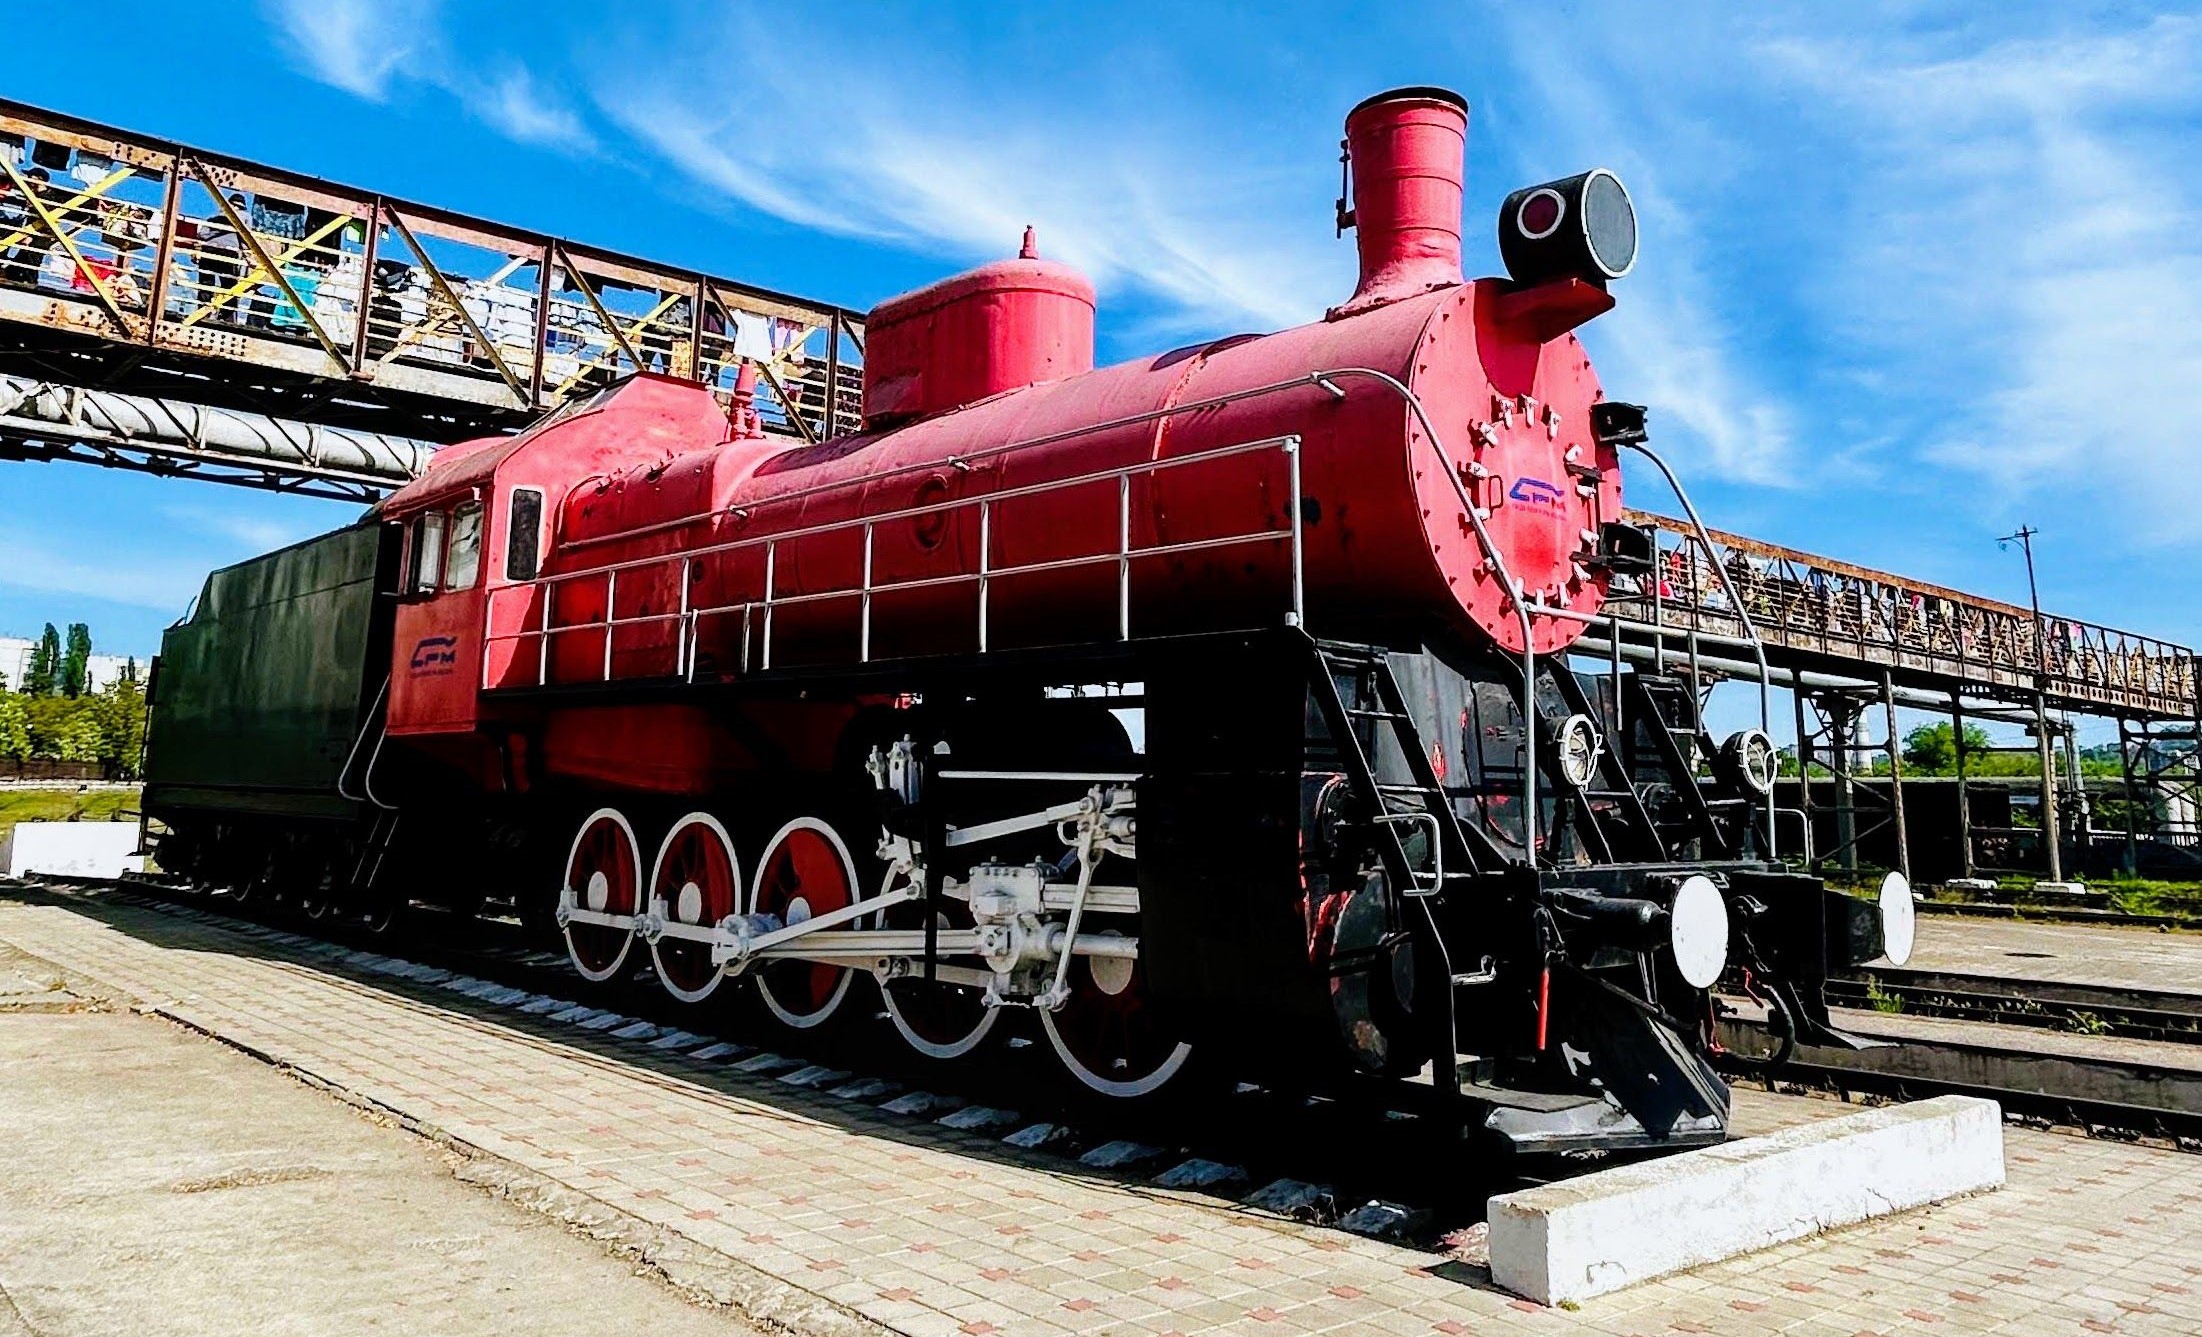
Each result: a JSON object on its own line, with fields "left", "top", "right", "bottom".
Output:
{"left": 144, "top": 88, "right": 1912, "bottom": 1150}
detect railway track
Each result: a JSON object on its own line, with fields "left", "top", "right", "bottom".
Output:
{"left": 1828, "top": 969, "right": 2202, "bottom": 1046}
{"left": 1763, "top": 1048, "right": 2202, "bottom": 1151}
{"left": 1917, "top": 899, "right": 2202, "bottom": 933}
{"left": 1734, "top": 965, "right": 2202, "bottom": 1150}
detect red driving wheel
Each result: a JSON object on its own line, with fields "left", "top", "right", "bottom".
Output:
{"left": 648, "top": 813, "right": 742, "bottom": 1002}
{"left": 750, "top": 817, "right": 865, "bottom": 1028}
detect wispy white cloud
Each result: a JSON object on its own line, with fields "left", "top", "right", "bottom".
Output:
{"left": 264, "top": 0, "right": 595, "bottom": 155}
{"left": 480, "top": 67, "right": 596, "bottom": 151}
{"left": 262, "top": 0, "right": 439, "bottom": 101}
{"left": 587, "top": 18, "right": 1345, "bottom": 333}
{"left": 0, "top": 538, "right": 205, "bottom": 613}
{"left": 159, "top": 505, "right": 316, "bottom": 553}
{"left": 1483, "top": 8, "right": 1799, "bottom": 489}
{"left": 1767, "top": 15, "right": 2202, "bottom": 545}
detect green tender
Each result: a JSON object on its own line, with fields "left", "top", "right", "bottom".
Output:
{"left": 145, "top": 523, "right": 394, "bottom": 823}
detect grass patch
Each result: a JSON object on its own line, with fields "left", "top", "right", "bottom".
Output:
{"left": 0, "top": 787, "right": 140, "bottom": 840}
{"left": 1863, "top": 980, "right": 1905, "bottom": 1015}
{"left": 2097, "top": 875, "right": 2202, "bottom": 918}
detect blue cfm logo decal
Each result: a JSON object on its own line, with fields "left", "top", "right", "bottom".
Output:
{"left": 1508, "top": 476, "right": 1566, "bottom": 511}
{"left": 409, "top": 635, "right": 460, "bottom": 675}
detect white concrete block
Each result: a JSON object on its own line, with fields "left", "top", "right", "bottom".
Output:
{"left": 1, "top": 822, "right": 144, "bottom": 878}
{"left": 1488, "top": 1095, "right": 2005, "bottom": 1306}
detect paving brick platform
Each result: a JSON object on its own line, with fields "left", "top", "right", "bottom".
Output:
{"left": 4, "top": 884, "right": 2200, "bottom": 1336}
{"left": 1906, "top": 917, "right": 2202, "bottom": 996}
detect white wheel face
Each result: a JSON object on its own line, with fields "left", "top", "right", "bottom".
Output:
{"left": 1668, "top": 874, "right": 1730, "bottom": 990}
{"left": 564, "top": 807, "right": 640, "bottom": 983}
{"left": 1041, "top": 1008, "right": 1193, "bottom": 1099}
{"left": 1879, "top": 870, "right": 1916, "bottom": 967}
{"left": 648, "top": 813, "right": 742, "bottom": 1004}
{"left": 750, "top": 817, "right": 864, "bottom": 1029}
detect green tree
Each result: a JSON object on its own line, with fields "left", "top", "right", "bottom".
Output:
{"left": 26, "top": 696, "right": 102, "bottom": 761}
{"left": 24, "top": 623, "right": 61, "bottom": 696}
{"left": 0, "top": 693, "right": 28, "bottom": 759}
{"left": 61, "top": 622, "right": 92, "bottom": 698}
{"left": 88, "top": 676, "right": 148, "bottom": 778}
{"left": 1902, "top": 722, "right": 1993, "bottom": 775}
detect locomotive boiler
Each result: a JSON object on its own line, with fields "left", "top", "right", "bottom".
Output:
{"left": 142, "top": 87, "right": 1914, "bottom": 1152}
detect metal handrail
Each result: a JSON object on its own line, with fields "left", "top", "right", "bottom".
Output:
{"left": 1616, "top": 440, "right": 1779, "bottom": 859}
{"left": 482, "top": 434, "right": 1304, "bottom": 687}
{"left": 1612, "top": 513, "right": 2196, "bottom": 717}
{"left": 1305, "top": 368, "right": 1544, "bottom": 864}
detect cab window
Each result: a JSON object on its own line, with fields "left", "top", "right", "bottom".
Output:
{"left": 446, "top": 501, "right": 484, "bottom": 590}
{"left": 409, "top": 511, "right": 446, "bottom": 594}
{"left": 506, "top": 488, "right": 544, "bottom": 581}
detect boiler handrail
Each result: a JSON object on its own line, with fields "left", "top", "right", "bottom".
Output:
{"left": 1613, "top": 440, "right": 1779, "bottom": 859}
{"left": 485, "top": 434, "right": 1305, "bottom": 685}
{"left": 1306, "top": 368, "right": 1544, "bottom": 866}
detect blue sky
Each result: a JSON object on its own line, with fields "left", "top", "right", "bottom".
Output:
{"left": 1, "top": 2, "right": 2196, "bottom": 749}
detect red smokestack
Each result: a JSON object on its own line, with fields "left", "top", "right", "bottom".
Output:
{"left": 1331, "top": 87, "right": 1467, "bottom": 319}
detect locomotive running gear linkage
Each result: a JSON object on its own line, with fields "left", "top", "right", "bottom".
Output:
{"left": 554, "top": 779, "right": 1148, "bottom": 1017}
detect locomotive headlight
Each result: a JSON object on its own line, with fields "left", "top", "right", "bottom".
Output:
{"left": 1878, "top": 870, "right": 1916, "bottom": 967}
{"left": 1498, "top": 168, "right": 1638, "bottom": 287}
{"left": 1718, "top": 729, "right": 1779, "bottom": 796}
{"left": 1553, "top": 713, "right": 1602, "bottom": 790}
{"left": 1668, "top": 874, "right": 1729, "bottom": 989}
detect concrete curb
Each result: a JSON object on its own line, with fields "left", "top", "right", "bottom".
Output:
{"left": 1488, "top": 1095, "right": 2007, "bottom": 1305}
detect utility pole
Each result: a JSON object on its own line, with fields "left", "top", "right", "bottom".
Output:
{"left": 2001, "top": 525, "right": 2070, "bottom": 888}
{"left": 2000, "top": 525, "right": 2044, "bottom": 675}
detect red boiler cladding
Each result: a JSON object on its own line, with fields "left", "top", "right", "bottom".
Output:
{"left": 383, "top": 86, "right": 1639, "bottom": 743}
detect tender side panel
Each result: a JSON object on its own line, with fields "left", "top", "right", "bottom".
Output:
{"left": 145, "top": 524, "right": 399, "bottom": 821}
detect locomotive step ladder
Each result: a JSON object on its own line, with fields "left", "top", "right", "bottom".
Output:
{"left": 349, "top": 809, "right": 401, "bottom": 896}
{"left": 1544, "top": 663, "right": 1673, "bottom": 864}
{"left": 1309, "top": 641, "right": 1482, "bottom": 902}
{"left": 1307, "top": 640, "right": 1490, "bottom": 1107}
{"left": 1621, "top": 672, "right": 1730, "bottom": 859}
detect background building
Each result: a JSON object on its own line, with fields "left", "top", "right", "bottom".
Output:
{"left": 0, "top": 636, "right": 141, "bottom": 693}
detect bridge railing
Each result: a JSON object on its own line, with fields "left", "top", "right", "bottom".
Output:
{"left": 0, "top": 98, "right": 863, "bottom": 439}
{"left": 1611, "top": 510, "right": 2198, "bottom": 718}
